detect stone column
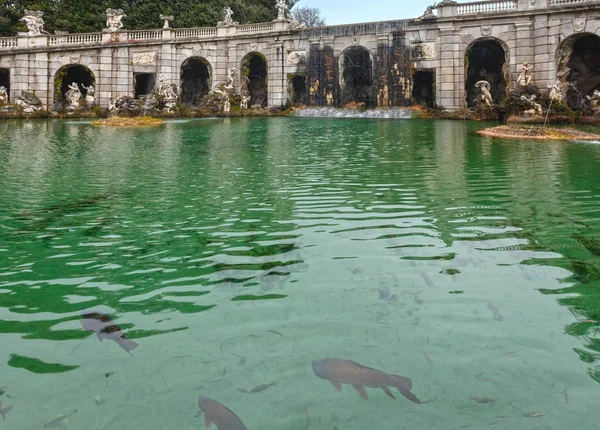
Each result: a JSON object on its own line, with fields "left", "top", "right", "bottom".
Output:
{"left": 11, "top": 53, "right": 30, "bottom": 104}
{"left": 160, "top": 29, "right": 177, "bottom": 87}
{"left": 114, "top": 47, "right": 132, "bottom": 97}
{"left": 437, "top": 25, "right": 462, "bottom": 111}
{"left": 98, "top": 47, "right": 114, "bottom": 108}
{"left": 30, "top": 51, "right": 49, "bottom": 108}
{"left": 268, "top": 42, "right": 287, "bottom": 108}
{"left": 514, "top": 21, "right": 534, "bottom": 86}
{"left": 532, "top": 14, "right": 553, "bottom": 88}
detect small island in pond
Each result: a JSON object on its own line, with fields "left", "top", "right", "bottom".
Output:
{"left": 91, "top": 117, "right": 164, "bottom": 127}
{"left": 477, "top": 125, "right": 600, "bottom": 141}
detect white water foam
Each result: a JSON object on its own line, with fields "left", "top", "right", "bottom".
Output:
{"left": 294, "top": 107, "right": 413, "bottom": 119}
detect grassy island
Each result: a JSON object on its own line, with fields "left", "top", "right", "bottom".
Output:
{"left": 91, "top": 117, "right": 164, "bottom": 127}
{"left": 477, "top": 125, "right": 600, "bottom": 141}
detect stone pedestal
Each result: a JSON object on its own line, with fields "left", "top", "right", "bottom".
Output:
{"left": 102, "top": 30, "right": 127, "bottom": 44}
{"left": 17, "top": 34, "right": 47, "bottom": 49}
{"left": 272, "top": 19, "right": 290, "bottom": 32}
{"left": 217, "top": 25, "right": 237, "bottom": 38}
{"left": 437, "top": 3, "right": 458, "bottom": 18}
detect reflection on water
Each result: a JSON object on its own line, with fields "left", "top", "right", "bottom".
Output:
{"left": 1, "top": 118, "right": 600, "bottom": 428}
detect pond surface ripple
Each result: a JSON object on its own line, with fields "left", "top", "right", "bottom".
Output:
{"left": 0, "top": 118, "right": 599, "bottom": 428}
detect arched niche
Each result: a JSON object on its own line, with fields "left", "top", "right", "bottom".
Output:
{"left": 54, "top": 64, "right": 95, "bottom": 105}
{"left": 556, "top": 33, "right": 600, "bottom": 108}
{"left": 180, "top": 57, "right": 212, "bottom": 107}
{"left": 241, "top": 52, "right": 268, "bottom": 108}
{"left": 339, "top": 46, "right": 375, "bottom": 107}
{"left": 0, "top": 68, "right": 9, "bottom": 101}
{"left": 465, "top": 38, "right": 509, "bottom": 107}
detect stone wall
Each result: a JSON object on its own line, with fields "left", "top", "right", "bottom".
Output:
{"left": 0, "top": 0, "right": 599, "bottom": 111}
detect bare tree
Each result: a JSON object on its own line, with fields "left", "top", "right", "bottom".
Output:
{"left": 290, "top": 6, "right": 325, "bottom": 28}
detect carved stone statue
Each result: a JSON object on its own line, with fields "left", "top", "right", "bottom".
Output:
{"left": 225, "top": 68, "right": 238, "bottom": 89}
{"left": 0, "top": 86, "right": 8, "bottom": 105}
{"left": 275, "top": 0, "right": 289, "bottom": 21}
{"left": 106, "top": 9, "right": 126, "bottom": 32}
{"left": 521, "top": 94, "right": 543, "bottom": 115}
{"left": 241, "top": 94, "right": 251, "bottom": 109}
{"left": 163, "top": 84, "right": 178, "bottom": 113}
{"left": 420, "top": 4, "right": 437, "bottom": 19}
{"left": 548, "top": 80, "right": 563, "bottom": 104}
{"left": 586, "top": 90, "right": 600, "bottom": 112}
{"left": 517, "top": 62, "right": 533, "bottom": 87}
{"left": 20, "top": 10, "right": 45, "bottom": 36}
{"left": 475, "top": 80, "right": 492, "bottom": 107}
{"left": 82, "top": 84, "right": 95, "bottom": 107}
{"left": 159, "top": 14, "right": 174, "bottom": 29}
{"left": 65, "top": 82, "right": 82, "bottom": 110}
{"left": 223, "top": 97, "right": 231, "bottom": 114}
{"left": 219, "top": 7, "right": 238, "bottom": 26}
{"left": 326, "top": 92, "right": 333, "bottom": 106}
{"left": 15, "top": 91, "right": 42, "bottom": 113}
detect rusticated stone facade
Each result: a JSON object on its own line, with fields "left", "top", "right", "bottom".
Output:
{"left": 0, "top": 0, "right": 599, "bottom": 111}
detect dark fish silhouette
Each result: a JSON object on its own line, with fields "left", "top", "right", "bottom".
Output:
{"left": 80, "top": 310, "right": 138, "bottom": 353}
{"left": 0, "top": 400, "right": 13, "bottom": 421}
{"left": 197, "top": 397, "right": 248, "bottom": 430}
{"left": 312, "top": 358, "right": 421, "bottom": 403}
{"left": 487, "top": 303, "right": 503, "bottom": 321}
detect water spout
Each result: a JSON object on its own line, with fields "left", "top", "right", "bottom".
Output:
{"left": 294, "top": 107, "right": 413, "bottom": 119}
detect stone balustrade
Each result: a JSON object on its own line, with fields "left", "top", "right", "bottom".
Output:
{"left": 237, "top": 23, "right": 275, "bottom": 34}
{"left": 172, "top": 27, "right": 217, "bottom": 39}
{"left": 548, "top": 0, "right": 597, "bottom": 5}
{"left": 127, "top": 30, "right": 163, "bottom": 41}
{"left": 457, "top": 0, "right": 517, "bottom": 15}
{"left": 0, "top": 37, "right": 18, "bottom": 48}
{"left": 48, "top": 33, "right": 102, "bottom": 46}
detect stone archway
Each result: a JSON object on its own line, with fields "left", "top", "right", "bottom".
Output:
{"left": 241, "top": 52, "right": 268, "bottom": 108}
{"left": 180, "top": 57, "right": 212, "bottom": 107}
{"left": 0, "top": 68, "right": 9, "bottom": 101}
{"left": 412, "top": 69, "right": 435, "bottom": 108}
{"left": 288, "top": 75, "right": 307, "bottom": 105}
{"left": 465, "top": 38, "right": 508, "bottom": 107}
{"left": 340, "top": 46, "right": 375, "bottom": 107}
{"left": 54, "top": 64, "right": 95, "bottom": 107}
{"left": 557, "top": 33, "right": 600, "bottom": 109}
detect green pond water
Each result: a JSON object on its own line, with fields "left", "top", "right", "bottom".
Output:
{"left": 1, "top": 117, "right": 600, "bottom": 429}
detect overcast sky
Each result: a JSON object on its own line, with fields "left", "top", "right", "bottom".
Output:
{"left": 296, "top": 0, "right": 457, "bottom": 25}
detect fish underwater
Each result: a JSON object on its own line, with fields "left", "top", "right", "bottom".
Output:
{"left": 0, "top": 400, "right": 13, "bottom": 421}
{"left": 312, "top": 358, "right": 421, "bottom": 403}
{"left": 80, "top": 310, "right": 138, "bottom": 353}
{"left": 197, "top": 397, "right": 248, "bottom": 430}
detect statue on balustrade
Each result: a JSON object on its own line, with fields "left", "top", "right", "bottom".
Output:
{"left": 20, "top": 11, "right": 45, "bottom": 36}
{"left": 275, "top": 0, "right": 290, "bottom": 21}
{"left": 219, "top": 7, "right": 238, "bottom": 26}
{"left": 420, "top": 4, "right": 437, "bottom": 20}
{"left": 106, "top": 9, "right": 126, "bottom": 32}
{"left": 159, "top": 15, "right": 174, "bottom": 29}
